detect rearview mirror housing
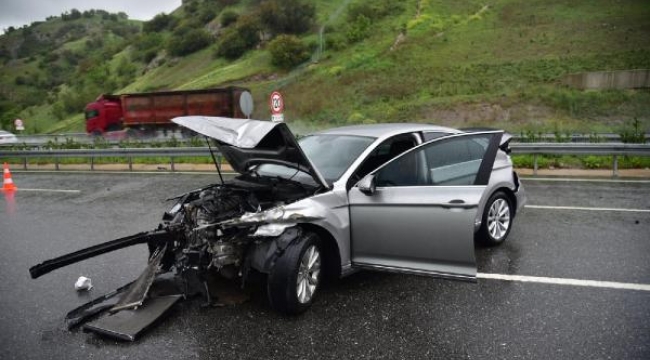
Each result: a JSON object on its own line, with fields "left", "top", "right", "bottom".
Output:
{"left": 357, "top": 174, "right": 376, "bottom": 195}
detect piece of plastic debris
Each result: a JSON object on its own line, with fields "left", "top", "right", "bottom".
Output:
{"left": 75, "top": 276, "right": 93, "bottom": 291}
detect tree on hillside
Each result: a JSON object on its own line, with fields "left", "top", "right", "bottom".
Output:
{"left": 144, "top": 13, "right": 176, "bottom": 33}
{"left": 167, "top": 29, "right": 213, "bottom": 56}
{"left": 216, "top": 14, "right": 261, "bottom": 59}
{"left": 259, "top": 0, "right": 315, "bottom": 35}
{"left": 268, "top": 34, "right": 310, "bottom": 69}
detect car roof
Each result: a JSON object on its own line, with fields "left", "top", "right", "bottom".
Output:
{"left": 311, "top": 123, "right": 460, "bottom": 139}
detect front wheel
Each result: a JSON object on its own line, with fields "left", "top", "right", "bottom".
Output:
{"left": 477, "top": 191, "right": 513, "bottom": 246}
{"left": 267, "top": 231, "right": 322, "bottom": 315}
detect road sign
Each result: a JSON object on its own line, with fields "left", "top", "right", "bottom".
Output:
{"left": 271, "top": 114, "right": 284, "bottom": 123}
{"left": 269, "top": 91, "right": 284, "bottom": 115}
{"left": 14, "top": 119, "right": 24, "bottom": 131}
{"left": 239, "top": 91, "right": 254, "bottom": 118}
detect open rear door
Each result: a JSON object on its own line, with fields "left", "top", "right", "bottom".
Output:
{"left": 348, "top": 132, "right": 502, "bottom": 281}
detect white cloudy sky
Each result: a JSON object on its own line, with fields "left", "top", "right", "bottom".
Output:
{"left": 0, "top": 0, "right": 181, "bottom": 32}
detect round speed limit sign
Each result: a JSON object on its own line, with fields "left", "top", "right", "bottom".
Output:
{"left": 269, "top": 91, "right": 284, "bottom": 115}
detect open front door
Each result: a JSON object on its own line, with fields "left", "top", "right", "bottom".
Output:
{"left": 349, "top": 132, "right": 502, "bottom": 281}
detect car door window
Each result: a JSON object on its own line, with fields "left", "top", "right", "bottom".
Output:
{"left": 375, "top": 133, "right": 496, "bottom": 187}
{"left": 348, "top": 134, "right": 417, "bottom": 187}
{"left": 425, "top": 134, "right": 493, "bottom": 186}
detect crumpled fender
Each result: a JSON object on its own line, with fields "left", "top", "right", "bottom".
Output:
{"left": 245, "top": 226, "right": 303, "bottom": 274}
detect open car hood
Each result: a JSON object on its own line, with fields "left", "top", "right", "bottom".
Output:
{"left": 172, "top": 116, "right": 329, "bottom": 189}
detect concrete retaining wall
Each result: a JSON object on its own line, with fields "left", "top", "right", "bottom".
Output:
{"left": 563, "top": 69, "right": 650, "bottom": 90}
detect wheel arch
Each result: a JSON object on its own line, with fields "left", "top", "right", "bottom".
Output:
{"left": 298, "top": 223, "right": 342, "bottom": 282}
{"left": 496, "top": 186, "right": 518, "bottom": 218}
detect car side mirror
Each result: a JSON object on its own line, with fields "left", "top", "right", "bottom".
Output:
{"left": 357, "top": 174, "right": 376, "bottom": 195}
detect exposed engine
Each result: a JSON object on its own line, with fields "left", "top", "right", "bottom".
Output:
{"left": 166, "top": 178, "right": 316, "bottom": 280}
{"left": 179, "top": 187, "right": 257, "bottom": 278}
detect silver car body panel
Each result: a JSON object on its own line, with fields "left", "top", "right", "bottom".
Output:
{"left": 172, "top": 116, "right": 277, "bottom": 148}
{"left": 348, "top": 185, "right": 484, "bottom": 279}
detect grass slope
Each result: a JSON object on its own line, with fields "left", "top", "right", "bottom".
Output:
{"left": 4, "top": 0, "right": 650, "bottom": 135}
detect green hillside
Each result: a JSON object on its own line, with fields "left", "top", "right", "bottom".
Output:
{"left": 1, "top": 0, "right": 649, "bottom": 135}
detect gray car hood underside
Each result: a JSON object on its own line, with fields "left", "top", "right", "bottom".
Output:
{"left": 172, "top": 116, "right": 329, "bottom": 189}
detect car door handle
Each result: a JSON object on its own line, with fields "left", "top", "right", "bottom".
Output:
{"left": 441, "top": 199, "right": 475, "bottom": 210}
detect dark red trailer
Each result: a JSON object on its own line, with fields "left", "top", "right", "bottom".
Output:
{"left": 84, "top": 87, "right": 249, "bottom": 135}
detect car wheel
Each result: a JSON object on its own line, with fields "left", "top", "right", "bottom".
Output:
{"left": 477, "top": 191, "right": 513, "bottom": 246}
{"left": 267, "top": 231, "right": 322, "bottom": 315}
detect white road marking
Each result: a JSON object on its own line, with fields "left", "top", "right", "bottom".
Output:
{"left": 477, "top": 273, "right": 650, "bottom": 292}
{"left": 521, "top": 177, "right": 650, "bottom": 184}
{"left": 526, "top": 204, "right": 650, "bottom": 213}
{"left": 16, "top": 188, "right": 81, "bottom": 194}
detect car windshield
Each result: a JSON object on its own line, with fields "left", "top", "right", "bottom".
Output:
{"left": 298, "top": 134, "right": 375, "bottom": 184}
{"left": 248, "top": 134, "right": 375, "bottom": 186}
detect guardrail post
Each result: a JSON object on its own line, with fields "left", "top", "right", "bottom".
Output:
{"left": 533, "top": 154, "right": 538, "bottom": 176}
{"left": 23, "top": 157, "right": 27, "bottom": 170}
{"left": 170, "top": 157, "right": 175, "bottom": 172}
{"left": 613, "top": 155, "right": 619, "bottom": 177}
{"left": 128, "top": 157, "right": 133, "bottom": 171}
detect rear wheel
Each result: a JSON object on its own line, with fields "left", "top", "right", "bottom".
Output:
{"left": 477, "top": 191, "right": 513, "bottom": 246}
{"left": 267, "top": 231, "right": 322, "bottom": 315}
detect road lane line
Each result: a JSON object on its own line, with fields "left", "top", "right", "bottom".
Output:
{"left": 477, "top": 273, "right": 650, "bottom": 291}
{"left": 526, "top": 204, "right": 650, "bottom": 213}
{"left": 17, "top": 188, "right": 81, "bottom": 194}
{"left": 521, "top": 177, "right": 650, "bottom": 184}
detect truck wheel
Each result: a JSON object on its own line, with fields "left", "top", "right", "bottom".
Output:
{"left": 267, "top": 232, "right": 322, "bottom": 315}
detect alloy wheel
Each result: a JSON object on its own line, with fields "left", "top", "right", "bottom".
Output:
{"left": 296, "top": 245, "right": 321, "bottom": 304}
{"left": 487, "top": 198, "right": 510, "bottom": 241}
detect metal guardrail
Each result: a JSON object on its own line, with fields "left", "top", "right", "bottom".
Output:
{"left": 511, "top": 143, "right": 650, "bottom": 176}
{"left": 1, "top": 143, "right": 649, "bottom": 176}
{"left": 7, "top": 132, "right": 650, "bottom": 147}
{"left": 0, "top": 147, "right": 216, "bottom": 172}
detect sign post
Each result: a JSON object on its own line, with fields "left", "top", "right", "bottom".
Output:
{"left": 269, "top": 91, "right": 284, "bottom": 123}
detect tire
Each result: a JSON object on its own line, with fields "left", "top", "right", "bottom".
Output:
{"left": 267, "top": 231, "right": 322, "bottom": 315}
{"left": 477, "top": 191, "right": 513, "bottom": 246}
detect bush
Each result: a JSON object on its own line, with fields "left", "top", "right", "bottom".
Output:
{"left": 346, "top": 0, "right": 404, "bottom": 22}
{"left": 199, "top": 8, "right": 217, "bottom": 24}
{"left": 268, "top": 35, "right": 310, "bottom": 69}
{"left": 216, "top": 14, "right": 260, "bottom": 59}
{"left": 144, "top": 13, "right": 176, "bottom": 33}
{"left": 167, "top": 29, "right": 213, "bottom": 56}
{"left": 259, "top": 0, "right": 315, "bottom": 34}
{"left": 220, "top": 10, "right": 239, "bottom": 27}
{"left": 618, "top": 118, "right": 646, "bottom": 143}
{"left": 346, "top": 15, "right": 372, "bottom": 43}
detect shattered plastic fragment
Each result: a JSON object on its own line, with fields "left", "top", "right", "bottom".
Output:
{"left": 75, "top": 276, "right": 92, "bottom": 291}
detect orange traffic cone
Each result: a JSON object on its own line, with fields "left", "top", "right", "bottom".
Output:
{"left": 2, "top": 163, "right": 17, "bottom": 192}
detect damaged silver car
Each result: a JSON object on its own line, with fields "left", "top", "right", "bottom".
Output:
{"left": 29, "top": 117, "right": 525, "bottom": 340}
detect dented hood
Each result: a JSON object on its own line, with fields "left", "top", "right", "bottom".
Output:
{"left": 172, "top": 116, "right": 329, "bottom": 189}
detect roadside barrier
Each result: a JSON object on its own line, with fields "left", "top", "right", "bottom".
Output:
{"left": 1, "top": 143, "right": 649, "bottom": 177}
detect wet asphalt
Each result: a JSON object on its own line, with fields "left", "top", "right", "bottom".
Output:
{"left": 0, "top": 172, "right": 649, "bottom": 359}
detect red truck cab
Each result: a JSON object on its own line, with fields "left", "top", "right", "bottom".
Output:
{"left": 85, "top": 95, "right": 123, "bottom": 135}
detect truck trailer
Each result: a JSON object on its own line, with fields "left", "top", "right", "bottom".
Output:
{"left": 84, "top": 87, "right": 249, "bottom": 135}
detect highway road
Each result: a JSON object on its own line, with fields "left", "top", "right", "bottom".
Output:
{"left": 1, "top": 172, "right": 649, "bottom": 359}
